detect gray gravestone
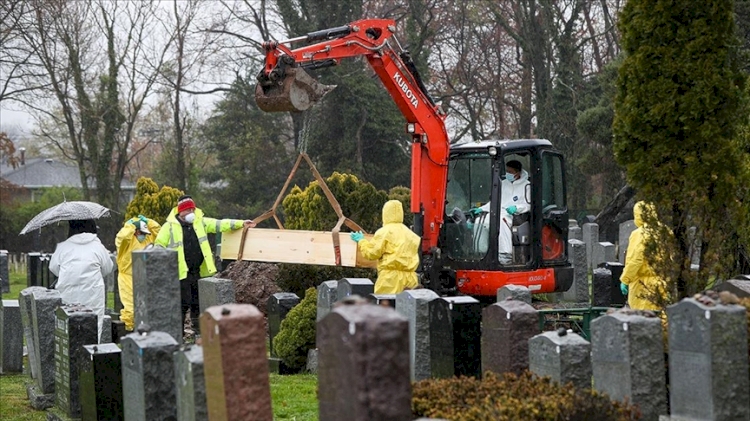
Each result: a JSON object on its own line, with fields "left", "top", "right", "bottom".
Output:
{"left": 175, "top": 344, "right": 207, "bottom": 421}
{"left": 104, "top": 253, "right": 116, "bottom": 293}
{"left": 132, "top": 248, "right": 182, "bottom": 344}
{"left": 198, "top": 277, "right": 235, "bottom": 314}
{"left": 100, "top": 314, "right": 112, "bottom": 344}
{"left": 29, "top": 288, "right": 62, "bottom": 408}
{"left": 497, "top": 285, "right": 531, "bottom": 304}
{"left": 582, "top": 223, "right": 599, "bottom": 270}
{"left": 121, "top": 329, "right": 179, "bottom": 421}
{"left": 395, "top": 289, "right": 440, "bottom": 381}
{"left": 529, "top": 329, "right": 591, "bottom": 390}
{"left": 316, "top": 280, "right": 339, "bottom": 322}
{"left": 318, "top": 303, "right": 411, "bottom": 421}
{"left": 48, "top": 304, "right": 98, "bottom": 420}
{"left": 367, "top": 294, "right": 396, "bottom": 308}
{"left": 568, "top": 226, "right": 583, "bottom": 241}
{"left": 592, "top": 242, "right": 616, "bottom": 269}
{"left": 79, "top": 343, "right": 123, "bottom": 421}
{"left": 19, "top": 287, "right": 47, "bottom": 381}
{"left": 591, "top": 267, "right": 615, "bottom": 307}
{"left": 569, "top": 219, "right": 578, "bottom": 228}
{"left": 482, "top": 300, "right": 539, "bottom": 376}
{"left": 563, "top": 239, "right": 588, "bottom": 303}
{"left": 1, "top": 299, "right": 23, "bottom": 373}
{"left": 667, "top": 298, "right": 750, "bottom": 420}
{"left": 618, "top": 220, "right": 636, "bottom": 264}
{"left": 429, "top": 296, "right": 482, "bottom": 378}
{"left": 336, "top": 278, "right": 374, "bottom": 301}
{"left": 713, "top": 279, "right": 750, "bottom": 298}
{"left": 591, "top": 311, "right": 666, "bottom": 421}
{"left": 0, "top": 251, "right": 9, "bottom": 293}
{"left": 267, "top": 292, "right": 300, "bottom": 358}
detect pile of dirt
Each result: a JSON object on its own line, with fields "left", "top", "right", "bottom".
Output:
{"left": 219, "top": 261, "right": 281, "bottom": 316}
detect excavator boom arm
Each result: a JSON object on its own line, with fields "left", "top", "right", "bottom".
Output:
{"left": 257, "top": 18, "right": 450, "bottom": 252}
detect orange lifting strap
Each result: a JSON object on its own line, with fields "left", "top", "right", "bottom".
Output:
{"left": 237, "top": 153, "right": 366, "bottom": 265}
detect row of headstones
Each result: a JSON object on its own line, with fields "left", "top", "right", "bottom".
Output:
{"left": 307, "top": 279, "right": 750, "bottom": 421}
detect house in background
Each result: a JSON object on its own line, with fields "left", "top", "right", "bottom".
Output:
{"left": 0, "top": 154, "right": 136, "bottom": 203}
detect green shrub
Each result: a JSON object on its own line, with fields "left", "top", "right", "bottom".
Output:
{"left": 124, "top": 177, "right": 183, "bottom": 224}
{"left": 412, "top": 371, "right": 639, "bottom": 421}
{"left": 273, "top": 287, "right": 317, "bottom": 371}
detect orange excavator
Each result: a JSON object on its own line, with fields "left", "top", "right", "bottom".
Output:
{"left": 255, "top": 18, "right": 573, "bottom": 299}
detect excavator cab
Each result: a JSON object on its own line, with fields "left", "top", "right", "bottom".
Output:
{"left": 435, "top": 139, "right": 573, "bottom": 296}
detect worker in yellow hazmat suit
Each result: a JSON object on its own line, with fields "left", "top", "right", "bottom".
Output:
{"left": 115, "top": 215, "right": 161, "bottom": 331}
{"left": 350, "top": 200, "right": 420, "bottom": 294}
{"left": 620, "top": 201, "right": 667, "bottom": 310}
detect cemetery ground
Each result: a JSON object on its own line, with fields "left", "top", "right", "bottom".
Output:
{"left": 0, "top": 266, "right": 320, "bottom": 421}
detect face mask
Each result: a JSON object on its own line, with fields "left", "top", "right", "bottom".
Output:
{"left": 506, "top": 173, "right": 516, "bottom": 182}
{"left": 136, "top": 234, "right": 147, "bottom": 242}
{"left": 184, "top": 213, "right": 196, "bottom": 224}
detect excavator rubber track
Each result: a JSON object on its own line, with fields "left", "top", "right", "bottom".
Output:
{"left": 255, "top": 67, "right": 336, "bottom": 113}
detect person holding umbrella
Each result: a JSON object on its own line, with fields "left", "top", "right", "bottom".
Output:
{"left": 49, "top": 219, "right": 115, "bottom": 341}
{"left": 115, "top": 215, "right": 161, "bottom": 333}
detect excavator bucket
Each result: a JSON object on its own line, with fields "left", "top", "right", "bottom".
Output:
{"left": 255, "top": 67, "right": 336, "bottom": 113}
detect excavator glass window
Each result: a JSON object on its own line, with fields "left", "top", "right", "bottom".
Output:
{"left": 444, "top": 152, "right": 493, "bottom": 260}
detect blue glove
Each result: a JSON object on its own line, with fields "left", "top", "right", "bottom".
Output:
{"left": 138, "top": 215, "right": 148, "bottom": 224}
{"left": 466, "top": 222, "right": 474, "bottom": 230}
{"left": 507, "top": 205, "right": 517, "bottom": 215}
{"left": 620, "top": 282, "right": 628, "bottom": 296}
{"left": 469, "top": 207, "right": 482, "bottom": 216}
{"left": 350, "top": 231, "right": 365, "bottom": 243}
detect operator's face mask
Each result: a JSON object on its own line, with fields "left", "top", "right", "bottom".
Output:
{"left": 184, "top": 212, "right": 196, "bottom": 224}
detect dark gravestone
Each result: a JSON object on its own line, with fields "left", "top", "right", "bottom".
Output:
{"left": 529, "top": 329, "right": 592, "bottom": 390}
{"left": 121, "top": 330, "right": 179, "bottom": 421}
{"left": 175, "top": 344, "right": 207, "bottom": 421}
{"left": 100, "top": 315, "right": 112, "bottom": 344}
{"left": 591, "top": 267, "right": 615, "bottom": 307}
{"left": 27, "top": 253, "right": 54, "bottom": 288}
{"left": 132, "top": 248, "right": 182, "bottom": 343}
{"left": 482, "top": 300, "right": 539, "bottom": 376}
{"left": 429, "top": 296, "right": 482, "bottom": 378}
{"left": 29, "top": 288, "right": 62, "bottom": 409}
{"left": 198, "top": 277, "right": 235, "bottom": 314}
{"left": 395, "top": 289, "right": 440, "bottom": 381}
{"left": 318, "top": 303, "right": 411, "bottom": 421}
{"left": 112, "top": 265, "right": 123, "bottom": 314}
{"left": 202, "top": 304, "right": 272, "bottom": 421}
{"left": 497, "top": 285, "right": 531, "bottom": 304}
{"left": 79, "top": 343, "right": 123, "bottom": 421}
{"left": 604, "top": 262, "right": 626, "bottom": 306}
{"left": 19, "top": 287, "right": 47, "bottom": 381}
{"left": 0, "top": 250, "right": 9, "bottom": 293}
{"left": 667, "top": 298, "right": 750, "bottom": 420}
{"left": 367, "top": 294, "right": 396, "bottom": 308}
{"left": 267, "top": 292, "right": 300, "bottom": 358}
{"left": 1, "top": 299, "right": 23, "bottom": 373}
{"left": 336, "top": 278, "right": 374, "bottom": 301}
{"left": 48, "top": 304, "right": 99, "bottom": 420}
{"left": 316, "top": 280, "right": 339, "bottom": 322}
{"left": 111, "top": 320, "right": 128, "bottom": 344}
{"left": 712, "top": 279, "right": 750, "bottom": 298}
{"left": 591, "top": 311, "right": 666, "bottom": 421}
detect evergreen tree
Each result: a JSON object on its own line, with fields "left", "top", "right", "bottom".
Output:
{"left": 614, "top": 0, "right": 750, "bottom": 299}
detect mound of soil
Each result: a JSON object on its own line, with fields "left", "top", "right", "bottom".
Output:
{"left": 219, "top": 261, "right": 281, "bottom": 316}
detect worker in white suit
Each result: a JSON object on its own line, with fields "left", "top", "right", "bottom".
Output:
{"left": 472, "top": 160, "right": 530, "bottom": 264}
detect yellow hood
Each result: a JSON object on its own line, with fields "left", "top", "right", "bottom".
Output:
{"left": 382, "top": 200, "right": 404, "bottom": 225}
{"left": 633, "top": 201, "right": 654, "bottom": 228}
